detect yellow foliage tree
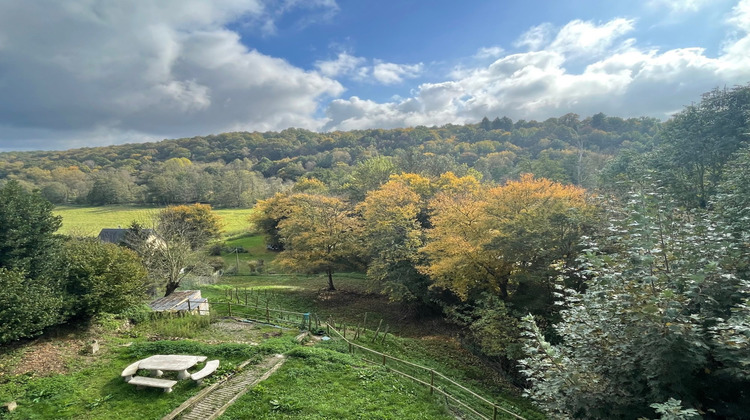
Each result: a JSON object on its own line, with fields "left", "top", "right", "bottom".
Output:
{"left": 421, "top": 174, "right": 594, "bottom": 303}
{"left": 275, "top": 193, "right": 364, "bottom": 290}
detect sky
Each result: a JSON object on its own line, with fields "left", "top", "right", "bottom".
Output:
{"left": 0, "top": 0, "right": 749, "bottom": 151}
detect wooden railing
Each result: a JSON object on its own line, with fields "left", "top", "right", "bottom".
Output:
{"left": 326, "top": 323, "right": 527, "bottom": 420}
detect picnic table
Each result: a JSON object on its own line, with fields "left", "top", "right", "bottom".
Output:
{"left": 138, "top": 355, "right": 207, "bottom": 380}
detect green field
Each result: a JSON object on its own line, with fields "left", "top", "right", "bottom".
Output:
{"left": 53, "top": 205, "right": 254, "bottom": 237}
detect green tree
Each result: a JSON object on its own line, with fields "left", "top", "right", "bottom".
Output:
{"left": 63, "top": 238, "right": 148, "bottom": 318}
{"left": 276, "top": 193, "right": 364, "bottom": 290}
{"left": 0, "top": 268, "right": 64, "bottom": 343}
{"left": 343, "top": 156, "right": 397, "bottom": 201}
{"left": 0, "top": 180, "right": 63, "bottom": 279}
{"left": 655, "top": 85, "right": 750, "bottom": 208}
{"left": 520, "top": 185, "right": 750, "bottom": 419}
{"left": 0, "top": 181, "right": 65, "bottom": 342}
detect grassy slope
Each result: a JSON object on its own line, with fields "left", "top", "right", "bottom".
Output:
{"left": 23, "top": 205, "right": 545, "bottom": 419}
{"left": 52, "top": 205, "right": 253, "bottom": 237}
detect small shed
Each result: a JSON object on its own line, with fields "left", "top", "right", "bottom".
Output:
{"left": 149, "top": 290, "right": 209, "bottom": 315}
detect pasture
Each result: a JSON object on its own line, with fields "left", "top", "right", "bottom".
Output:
{"left": 53, "top": 205, "right": 254, "bottom": 237}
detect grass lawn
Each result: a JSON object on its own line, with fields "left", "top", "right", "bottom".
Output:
{"left": 53, "top": 205, "right": 254, "bottom": 237}
{"left": 0, "top": 316, "right": 299, "bottom": 420}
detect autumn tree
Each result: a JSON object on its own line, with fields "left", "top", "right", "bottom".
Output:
{"left": 275, "top": 193, "right": 364, "bottom": 290}
{"left": 251, "top": 192, "right": 295, "bottom": 251}
{"left": 421, "top": 174, "right": 593, "bottom": 303}
{"left": 157, "top": 203, "right": 222, "bottom": 250}
{"left": 360, "top": 176, "right": 426, "bottom": 302}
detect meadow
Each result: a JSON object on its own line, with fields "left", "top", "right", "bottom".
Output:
{"left": 53, "top": 205, "right": 254, "bottom": 237}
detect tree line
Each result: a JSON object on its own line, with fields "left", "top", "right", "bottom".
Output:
{"left": 0, "top": 113, "right": 659, "bottom": 206}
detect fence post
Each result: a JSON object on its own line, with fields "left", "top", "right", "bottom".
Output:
{"left": 348, "top": 342, "right": 352, "bottom": 354}
{"left": 266, "top": 301, "right": 270, "bottom": 322}
{"left": 343, "top": 324, "right": 347, "bottom": 338}
{"left": 244, "top": 289, "right": 248, "bottom": 306}
{"left": 372, "top": 319, "right": 383, "bottom": 343}
{"left": 430, "top": 370, "right": 435, "bottom": 395}
{"left": 187, "top": 300, "right": 191, "bottom": 312}
{"left": 381, "top": 325, "right": 389, "bottom": 344}
{"left": 493, "top": 405, "right": 498, "bottom": 420}
{"left": 382, "top": 354, "right": 386, "bottom": 366}
{"left": 228, "top": 302, "right": 232, "bottom": 317}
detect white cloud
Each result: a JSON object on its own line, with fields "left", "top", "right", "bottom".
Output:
{"left": 549, "top": 18, "right": 635, "bottom": 56}
{"left": 474, "top": 46, "right": 505, "bottom": 59}
{"left": 315, "top": 52, "right": 367, "bottom": 77}
{"left": 648, "top": 0, "right": 714, "bottom": 14}
{"left": 0, "top": 0, "right": 343, "bottom": 150}
{"left": 372, "top": 60, "right": 423, "bottom": 84}
{"left": 325, "top": 14, "right": 750, "bottom": 131}
{"left": 514, "top": 23, "right": 554, "bottom": 51}
{"left": 314, "top": 53, "right": 422, "bottom": 85}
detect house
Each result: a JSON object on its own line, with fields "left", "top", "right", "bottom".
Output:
{"left": 97, "top": 228, "right": 163, "bottom": 247}
{"left": 149, "top": 290, "right": 209, "bottom": 315}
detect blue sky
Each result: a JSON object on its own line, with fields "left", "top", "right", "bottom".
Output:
{"left": 0, "top": 0, "right": 748, "bottom": 151}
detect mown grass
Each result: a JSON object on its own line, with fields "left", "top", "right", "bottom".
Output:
{"left": 219, "top": 344, "right": 455, "bottom": 420}
{"left": 52, "top": 205, "right": 253, "bottom": 237}
{"left": 0, "top": 316, "right": 299, "bottom": 420}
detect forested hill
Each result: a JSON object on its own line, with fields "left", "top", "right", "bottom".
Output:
{"left": 0, "top": 113, "right": 658, "bottom": 207}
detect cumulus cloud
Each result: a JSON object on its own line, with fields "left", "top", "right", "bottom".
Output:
{"left": 315, "top": 52, "right": 367, "bottom": 77}
{"left": 314, "top": 53, "right": 422, "bottom": 85}
{"left": 549, "top": 18, "right": 635, "bottom": 56}
{"left": 474, "top": 46, "right": 505, "bottom": 59}
{"left": 372, "top": 60, "right": 423, "bottom": 84}
{"left": 0, "top": 0, "right": 342, "bottom": 150}
{"left": 514, "top": 23, "right": 554, "bottom": 51}
{"left": 325, "top": 12, "right": 750, "bottom": 131}
{"left": 648, "top": 0, "right": 714, "bottom": 14}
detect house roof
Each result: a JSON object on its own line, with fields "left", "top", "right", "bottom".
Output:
{"left": 97, "top": 228, "right": 155, "bottom": 244}
{"left": 149, "top": 290, "right": 204, "bottom": 311}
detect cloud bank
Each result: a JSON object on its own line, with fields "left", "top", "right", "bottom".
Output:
{"left": 0, "top": 0, "right": 342, "bottom": 150}
{"left": 1, "top": 0, "right": 749, "bottom": 150}
{"left": 324, "top": 1, "right": 750, "bottom": 131}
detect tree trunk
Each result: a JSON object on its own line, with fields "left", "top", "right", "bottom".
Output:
{"left": 326, "top": 267, "right": 336, "bottom": 291}
{"left": 164, "top": 281, "right": 180, "bottom": 297}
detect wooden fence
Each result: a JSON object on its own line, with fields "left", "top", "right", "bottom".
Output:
{"left": 326, "top": 323, "right": 527, "bottom": 420}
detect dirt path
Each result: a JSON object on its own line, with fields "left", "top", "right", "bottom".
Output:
{"left": 163, "top": 354, "right": 286, "bottom": 420}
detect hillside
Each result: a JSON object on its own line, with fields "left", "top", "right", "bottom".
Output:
{"left": 0, "top": 114, "right": 659, "bottom": 207}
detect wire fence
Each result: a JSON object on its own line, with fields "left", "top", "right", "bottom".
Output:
{"left": 325, "top": 323, "right": 527, "bottom": 420}
{"left": 187, "top": 290, "right": 528, "bottom": 420}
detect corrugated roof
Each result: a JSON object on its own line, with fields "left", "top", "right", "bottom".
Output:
{"left": 149, "top": 290, "right": 202, "bottom": 311}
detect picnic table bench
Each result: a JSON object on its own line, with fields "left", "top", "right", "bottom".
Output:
{"left": 190, "top": 360, "right": 220, "bottom": 385}
{"left": 122, "top": 355, "right": 220, "bottom": 392}
{"left": 128, "top": 376, "right": 178, "bottom": 393}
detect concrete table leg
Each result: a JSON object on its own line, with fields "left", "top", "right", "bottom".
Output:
{"left": 151, "top": 369, "right": 163, "bottom": 377}
{"left": 177, "top": 370, "right": 190, "bottom": 380}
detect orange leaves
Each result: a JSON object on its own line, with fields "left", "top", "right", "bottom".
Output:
{"left": 420, "top": 174, "right": 594, "bottom": 300}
